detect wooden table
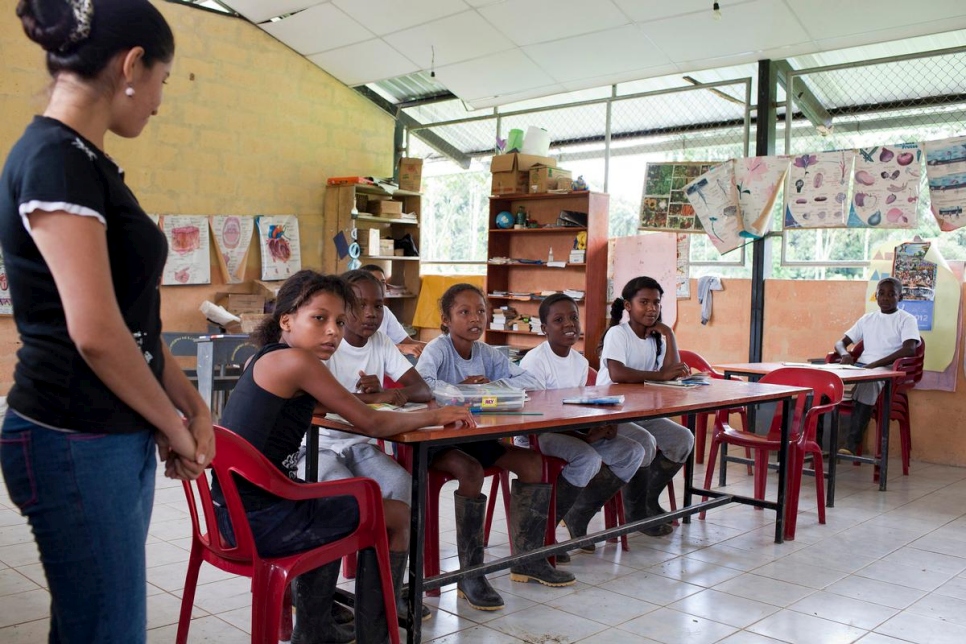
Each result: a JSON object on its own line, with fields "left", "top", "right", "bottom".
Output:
{"left": 310, "top": 379, "right": 806, "bottom": 643}
{"left": 714, "top": 362, "right": 905, "bottom": 501}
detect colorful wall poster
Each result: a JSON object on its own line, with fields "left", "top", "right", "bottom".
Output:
{"left": 893, "top": 241, "right": 935, "bottom": 330}
{"left": 684, "top": 160, "right": 744, "bottom": 254}
{"left": 849, "top": 143, "right": 921, "bottom": 229}
{"left": 257, "top": 215, "right": 301, "bottom": 281}
{"left": 210, "top": 215, "right": 254, "bottom": 284}
{"left": 676, "top": 233, "right": 691, "bottom": 299}
{"left": 160, "top": 215, "right": 210, "bottom": 285}
{"left": 734, "top": 155, "right": 790, "bottom": 238}
{"left": 923, "top": 136, "right": 966, "bottom": 231}
{"left": 783, "top": 150, "right": 856, "bottom": 228}
{"left": 0, "top": 248, "right": 11, "bottom": 315}
{"left": 640, "top": 162, "right": 714, "bottom": 232}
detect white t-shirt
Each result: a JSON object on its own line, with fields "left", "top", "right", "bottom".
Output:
{"left": 844, "top": 309, "right": 920, "bottom": 365}
{"left": 316, "top": 331, "right": 414, "bottom": 454}
{"left": 519, "top": 341, "right": 589, "bottom": 390}
{"left": 378, "top": 307, "right": 410, "bottom": 344}
{"left": 596, "top": 322, "right": 665, "bottom": 386}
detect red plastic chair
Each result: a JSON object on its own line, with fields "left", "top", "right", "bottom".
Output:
{"left": 701, "top": 368, "right": 843, "bottom": 540}
{"left": 825, "top": 338, "right": 924, "bottom": 477}
{"left": 679, "top": 350, "right": 752, "bottom": 473}
{"left": 177, "top": 426, "right": 399, "bottom": 644}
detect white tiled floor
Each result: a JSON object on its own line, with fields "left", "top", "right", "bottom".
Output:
{"left": 3, "top": 454, "right": 966, "bottom": 643}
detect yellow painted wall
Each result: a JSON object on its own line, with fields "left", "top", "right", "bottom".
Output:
{"left": 676, "top": 278, "right": 966, "bottom": 467}
{"left": 0, "top": 2, "right": 394, "bottom": 389}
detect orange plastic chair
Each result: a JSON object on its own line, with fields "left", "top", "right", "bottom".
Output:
{"left": 825, "top": 338, "right": 924, "bottom": 477}
{"left": 701, "top": 367, "right": 843, "bottom": 540}
{"left": 177, "top": 426, "right": 399, "bottom": 644}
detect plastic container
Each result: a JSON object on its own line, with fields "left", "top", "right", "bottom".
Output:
{"left": 433, "top": 382, "right": 526, "bottom": 411}
{"left": 506, "top": 128, "right": 524, "bottom": 153}
{"left": 521, "top": 126, "right": 550, "bottom": 156}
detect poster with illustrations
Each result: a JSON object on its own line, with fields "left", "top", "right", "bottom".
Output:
{"left": 849, "top": 143, "right": 921, "bottom": 229}
{"left": 257, "top": 215, "right": 301, "bottom": 281}
{"left": 160, "top": 215, "right": 210, "bottom": 285}
{"left": 734, "top": 155, "right": 790, "bottom": 238}
{"left": 210, "top": 215, "right": 254, "bottom": 283}
{"left": 676, "top": 233, "right": 691, "bottom": 299}
{"left": 923, "top": 136, "right": 966, "bottom": 231}
{"left": 893, "top": 241, "right": 936, "bottom": 330}
{"left": 640, "top": 162, "right": 714, "bottom": 231}
{"left": 0, "top": 248, "right": 11, "bottom": 315}
{"left": 684, "top": 160, "right": 744, "bottom": 254}
{"left": 783, "top": 150, "right": 856, "bottom": 228}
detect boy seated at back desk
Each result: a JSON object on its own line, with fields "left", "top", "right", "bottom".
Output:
{"left": 833, "top": 277, "right": 920, "bottom": 456}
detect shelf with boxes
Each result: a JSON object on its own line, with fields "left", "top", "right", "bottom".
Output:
{"left": 485, "top": 191, "right": 609, "bottom": 368}
{"left": 323, "top": 173, "right": 422, "bottom": 326}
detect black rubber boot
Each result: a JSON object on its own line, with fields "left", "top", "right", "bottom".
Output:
{"left": 454, "top": 493, "right": 505, "bottom": 611}
{"left": 843, "top": 402, "right": 874, "bottom": 454}
{"left": 332, "top": 600, "right": 354, "bottom": 625}
{"left": 354, "top": 548, "right": 392, "bottom": 644}
{"left": 563, "top": 466, "right": 626, "bottom": 550}
{"left": 553, "top": 476, "right": 584, "bottom": 563}
{"left": 642, "top": 453, "right": 684, "bottom": 537}
{"left": 291, "top": 561, "right": 355, "bottom": 644}
{"left": 389, "top": 550, "right": 431, "bottom": 623}
{"left": 508, "top": 480, "right": 577, "bottom": 587}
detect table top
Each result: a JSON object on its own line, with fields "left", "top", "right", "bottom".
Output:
{"left": 714, "top": 362, "right": 904, "bottom": 383}
{"left": 313, "top": 379, "right": 808, "bottom": 444}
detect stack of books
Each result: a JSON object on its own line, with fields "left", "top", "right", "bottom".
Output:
{"left": 490, "top": 306, "right": 518, "bottom": 331}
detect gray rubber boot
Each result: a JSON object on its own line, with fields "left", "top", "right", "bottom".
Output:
{"left": 508, "top": 480, "right": 577, "bottom": 587}
{"left": 291, "top": 561, "right": 355, "bottom": 644}
{"left": 389, "top": 550, "right": 431, "bottom": 623}
{"left": 553, "top": 476, "right": 584, "bottom": 564}
{"left": 454, "top": 493, "right": 505, "bottom": 611}
{"left": 354, "top": 548, "right": 392, "bottom": 644}
{"left": 563, "top": 466, "right": 626, "bottom": 549}
{"left": 642, "top": 453, "right": 684, "bottom": 536}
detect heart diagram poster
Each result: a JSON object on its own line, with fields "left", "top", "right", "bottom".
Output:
{"left": 160, "top": 215, "right": 211, "bottom": 285}
{"left": 257, "top": 215, "right": 301, "bottom": 281}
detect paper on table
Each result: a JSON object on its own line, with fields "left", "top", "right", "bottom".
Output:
{"left": 325, "top": 402, "right": 428, "bottom": 424}
{"left": 562, "top": 396, "right": 625, "bottom": 405}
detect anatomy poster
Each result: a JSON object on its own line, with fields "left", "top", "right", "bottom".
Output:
{"left": 734, "top": 155, "right": 790, "bottom": 238}
{"left": 0, "top": 249, "right": 11, "bottom": 315}
{"left": 923, "top": 136, "right": 966, "bottom": 231}
{"left": 160, "top": 215, "right": 210, "bottom": 285}
{"left": 210, "top": 215, "right": 254, "bottom": 283}
{"left": 676, "top": 233, "right": 691, "bottom": 299}
{"left": 684, "top": 160, "right": 744, "bottom": 254}
{"left": 849, "top": 144, "right": 921, "bottom": 229}
{"left": 257, "top": 215, "right": 301, "bottom": 281}
{"left": 783, "top": 150, "right": 856, "bottom": 228}
{"left": 640, "top": 162, "right": 714, "bottom": 231}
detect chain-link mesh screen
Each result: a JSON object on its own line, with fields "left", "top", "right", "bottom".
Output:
{"left": 781, "top": 47, "right": 966, "bottom": 278}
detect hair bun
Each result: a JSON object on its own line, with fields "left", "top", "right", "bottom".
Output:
{"left": 17, "top": 0, "right": 91, "bottom": 53}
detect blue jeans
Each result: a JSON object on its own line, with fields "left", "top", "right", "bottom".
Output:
{"left": 0, "top": 410, "right": 157, "bottom": 644}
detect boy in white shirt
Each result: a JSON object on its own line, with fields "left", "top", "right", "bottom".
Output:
{"left": 362, "top": 264, "right": 426, "bottom": 358}
{"left": 834, "top": 277, "right": 920, "bottom": 455}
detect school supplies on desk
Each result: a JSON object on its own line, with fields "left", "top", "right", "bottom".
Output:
{"left": 679, "top": 373, "right": 711, "bottom": 385}
{"left": 562, "top": 395, "right": 625, "bottom": 405}
{"left": 433, "top": 381, "right": 526, "bottom": 411}
{"left": 642, "top": 379, "right": 699, "bottom": 388}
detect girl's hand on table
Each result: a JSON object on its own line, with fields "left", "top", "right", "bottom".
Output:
{"left": 659, "top": 361, "right": 691, "bottom": 381}
{"left": 461, "top": 375, "right": 490, "bottom": 385}
{"left": 433, "top": 406, "right": 477, "bottom": 428}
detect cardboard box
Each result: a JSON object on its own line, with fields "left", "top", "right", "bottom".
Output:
{"left": 366, "top": 199, "right": 403, "bottom": 216}
{"left": 240, "top": 313, "right": 268, "bottom": 334}
{"left": 490, "top": 153, "right": 556, "bottom": 195}
{"left": 358, "top": 228, "right": 381, "bottom": 253}
{"left": 215, "top": 292, "right": 265, "bottom": 315}
{"left": 398, "top": 158, "right": 423, "bottom": 192}
{"left": 529, "top": 165, "right": 573, "bottom": 193}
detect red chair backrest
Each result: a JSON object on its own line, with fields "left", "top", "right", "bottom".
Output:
{"left": 586, "top": 367, "right": 597, "bottom": 386}
{"left": 825, "top": 340, "right": 864, "bottom": 364}
{"left": 679, "top": 350, "right": 725, "bottom": 379}
{"left": 759, "top": 367, "right": 845, "bottom": 441}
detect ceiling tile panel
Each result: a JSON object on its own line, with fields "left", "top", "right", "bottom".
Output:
{"left": 613, "top": 0, "right": 751, "bottom": 22}
{"left": 260, "top": 3, "right": 373, "bottom": 55}
{"left": 220, "top": 0, "right": 324, "bottom": 23}
{"left": 524, "top": 24, "right": 672, "bottom": 84}
{"left": 787, "top": 0, "right": 966, "bottom": 40}
{"left": 559, "top": 63, "right": 682, "bottom": 93}
{"left": 332, "top": 0, "right": 469, "bottom": 36}
{"left": 308, "top": 40, "right": 420, "bottom": 85}
{"left": 478, "top": 0, "right": 630, "bottom": 46}
{"left": 433, "top": 49, "right": 559, "bottom": 102}
{"left": 384, "top": 11, "right": 515, "bottom": 68}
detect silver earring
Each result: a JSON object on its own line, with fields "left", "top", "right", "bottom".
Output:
{"left": 125, "top": 86, "right": 135, "bottom": 97}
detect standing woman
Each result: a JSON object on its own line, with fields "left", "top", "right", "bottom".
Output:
{"left": 0, "top": 2, "right": 213, "bottom": 642}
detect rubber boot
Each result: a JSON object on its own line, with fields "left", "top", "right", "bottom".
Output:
{"left": 642, "top": 453, "right": 684, "bottom": 537}
{"left": 291, "top": 561, "right": 355, "bottom": 644}
{"left": 552, "top": 476, "right": 584, "bottom": 564}
{"left": 454, "top": 493, "right": 505, "bottom": 611}
{"left": 842, "top": 402, "right": 874, "bottom": 455}
{"left": 332, "top": 600, "right": 354, "bottom": 625}
{"left": 563, "top": 466, "right": 626, "bottom": 551}
{"left": 509, "top": 481, "right": 577, "bottom": 587}
{"left": 354, "top": 548, "right": 391, "bottom": 644}
{"left": 389, "top": 551, "right": 431, "bottom": 623}
{"left": 623, "top": 462, "right": 673, "bottom": 537}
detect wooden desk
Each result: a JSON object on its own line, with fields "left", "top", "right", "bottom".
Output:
{"left": 311, "top": 379, "right": 806, "bottom": 644}
{"left": 714, "top": 362, "right": 905, "bottom": 500}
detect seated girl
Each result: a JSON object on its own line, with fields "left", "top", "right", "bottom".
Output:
{"left": 415, "top": 284, "right": 575, "bottom": 611}
{"left": 214, "top": 270, "right": 473, "bottom": 643}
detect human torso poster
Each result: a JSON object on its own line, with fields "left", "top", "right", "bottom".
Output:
{"left": 160, "top": 215, "right": 211, "bottom": 285}
{"left": 257, "top": 215, "right": 301, "bottom": 281}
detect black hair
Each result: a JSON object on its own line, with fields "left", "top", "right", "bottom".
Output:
{"left": 439, "top": 283, "right": 486, "bottom": 334}
{"left": 341, "top": 269, "right": 384, "bottom": 316}
{"left": 18, "top": 0, "right": 175, "bottom": 80}
{"left": 877, "top": 276, "right": 903, "bottom": 297}
{"left": 538, "top": 293, "right": 577, "bottom": 324}
{"left": 360, "top": 264, "right": 385, "bottom": 274}
{"left": 598, "top": 276, "right": 665, "bottom": 357}
{"left": 251, "top": 270, "right": 355, "bottom": 347}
